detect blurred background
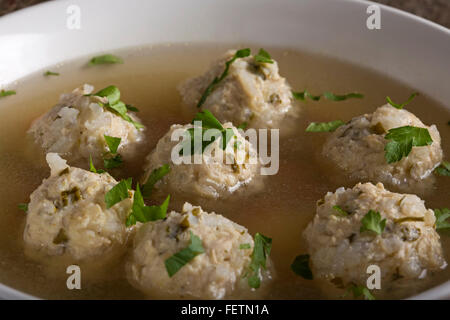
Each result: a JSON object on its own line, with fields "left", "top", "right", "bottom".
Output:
{"left": 0, "top": 0, "right": 449, "bottom": 28}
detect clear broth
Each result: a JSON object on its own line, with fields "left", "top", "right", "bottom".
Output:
{"left": 0, "top": 44, "right": 449, "bottom": 299}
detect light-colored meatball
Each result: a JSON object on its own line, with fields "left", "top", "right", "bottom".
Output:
{"left": 28, "top": 84, "right": 144, "bottom": 165}
{"left": 304, "top": 182, "right": 447, "bottom": 287}
{"left": 323, "top": 105, "right": 443, "bottom": 188}
{"left": 142, "top": 122, "right": 262, "bottom": 199}
{"left": 127, "top": 202, "right": 272, "bottom": 299}
{"left": 178, "top": 50, "right": 296, "bottom": 129}
{"left": 24, "top": 153, "right": 133, "bottom": 260}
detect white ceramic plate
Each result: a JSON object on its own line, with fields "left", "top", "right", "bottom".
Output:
{"left": 0, "top": 0, "right": 449, "bottom": 299}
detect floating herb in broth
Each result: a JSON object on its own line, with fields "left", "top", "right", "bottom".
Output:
{"left": 89, "top": 54, "right": 124, "bottom": 65}
{"left": 386, "top": 92, "right": 419, "bottom": 109}
{"left": 305, "top": 120, "right": 345, "bottom": 132}
{"left": 0, "top": 44, "right": 449, "bottom": 300}
{"left": 43, "top": 71, "right": 60, "bottom": 77}
{"left": 0, "top": 89, "right": 16, "bottom": 97}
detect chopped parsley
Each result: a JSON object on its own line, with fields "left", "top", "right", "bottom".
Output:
{"left": 435, "top": 161, "right": 450, "bottom": 176}
{"left": 125, "top": 184, "right": 170, "bottom": 227}
{"left": 89, "top": 134, "right": 122, "bottom": 171}
{"left": 306, "top": 120, "right": 345, "bottom": 132}
{"left": 254, "top": 48, "right": 274, "bottom": 64}
{"left": 104, "top": 155, "right": 123, "bottom": 169}
{"left": 104, "top": 135, "right": 121, "bottom": 154}
{"left": 164, "top": 231, "right": 205, "bottom": 277}
{"left": 197, "top": 48, "right": 251, "bottom": 108}
{"left": 0, "top": 89, "right": 16, "bottom": 98}
{"left": 95, "top": 85, "right": 120, "bottom": 105}
{"left": 18, "top": 203, "right": 28, "bottom": 212}
{"left": 180, "top": 110, "right": 234, "bottom": 155}
{"left": 105, "top": 178, "right": 132, "bottom": 209}
{"left": 43, "top": 71, "right": 60, "bottom": 76}
{"left": 332, "top": 205, "right": 349, "bottom": 217}
{"left": 237, "top": 122, "right": 248, "bottom": 130}
{"left": 323, "top": 92, "right": 364, "bottom": 101}
{"left": 384, "top": 126, "right": 433, "bottom": 163}
{"left": 89, "top": 54, "right": 123, "bottom": 65}
{"left": 246, "top": 233, "right": 272, "bottom": 289}
{"left": 360, "top": 210, "right": 386, "bottom": 235}
{"left": 292, "top": 90, "right": 321, "bottom": 101}
{"left": 434, "top": 208, "right": 450, "bottom": 230}
{"left": 102, "top": 135, "right": 123, "bottom": 169}
{"left": 291, "top": 254, "right": 313, "bottom": 280}
{"left": 293, "top": 90, "right": 363, "bottom": 102}
{"left": 89, "top": 155, "right": 105, "bottom": 174}
{"left": 240, "top": 243, "right": 252, "bottom": 250}
{"left": 142, "top": 164, "right": 171, "bottom": 197}
{"left": 386, "top": 92, "right": 418, "bottom": 109}
{"left": 345, "top": 285, "right": 375, "bottom": 300}
{"left": 93, "top": 85, "right": 144, "bottom": 130}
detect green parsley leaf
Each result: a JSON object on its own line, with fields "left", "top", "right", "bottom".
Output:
{"left": 435, "top": 161, "right": 450, "bottom": 176}
{"left": 126, "top": 184, "right": 170, "bottom": 227}
{"left": 89, "top": 54, "right": 123, "bottom": 65}
{"left": 293, "top": 90, "right": 363, "bottom": 102}
{"left": 94, "top": 85, "right": 121, "bottom": 105}
{"left": 192, "top": 110, "right": 224, "bottom": 130}
{"left": 197, "top": 48, "right": 251, "bottom": 108}
{"left": 292, "top": 90, "right": 321, "bottom": 101}
{"left": 434, "top": 208, "right": 450, "bottom": 230}
{"left": 18, "top": 203, "right": 28, "bottom": 212}
{"left": 105, "top": 178, "right": 132, "bottom": 209}
{"left": 360, "top": 210, "right": 386, "bottom": 235}
{"left": 306, "top": 120, "right": 345, "bottom": 132}
{"left": 291, "top": 254, "right": 313, "bottom": 280}
{"left": 126, "top": 104, "right": 139, "bottom": 112}
{"left": 246, "top": 233, "right": 272, "bottom": 289}
{"left": 240, "top": 243, "right": 251, "bottom": 250}
{"left": 104, "top": 154, "right": 123, "bottom": 169}
{"left": 43, "top": 71, "right": 59, "bottom": 76}
{"left": 180, "top": 111, "right": 233, "bottom": 155}
{"left": 386, "top": 92, "right": 418, "bottom": 109}
{"left": 323, "top": 92, "right": 364, "bottom": 101}
{"left": 89, "top": 155, "right": 105, "bottom": 174}
{"left": 93, "top": 86, "right": 143, "bottom": 130}
{"left": 104, "top": 135, "right": 121, "bottom": 154}
{"left": 384, "top": 126, "right": 433, "bottom": 163}
{"left": 164, "top": 231, "right": 205, "bottom": 277}
{"left": 254, "top": 48, "right": 274, "bottom": 64}
{"left": 110, "top": 103, "right": 144, "bottom": 130}
{"left": 333, "top": 205, "right": 349, "bottom": 217}
{"left": 237, "top": 122, "right": 248, "bottom": 130}
{"left": 221, "top": 128, "right": 235, "bottom": 150}
{"left": 0, "top": 89, "right": 16, "bottom": 97}
{"left": 142, "top": 164, "right": 171, "bottom": 197}
{"left": 89, "top": 155, "right": 96, "bottom": 173}
{"left": 179, "top": 128, "right": 211, "bottom": 155}
{"left": 107, "top": 101, "right": 128, "bottom": 116}
{"left": 347, "top": 285, "right": 375, "bottom": 300}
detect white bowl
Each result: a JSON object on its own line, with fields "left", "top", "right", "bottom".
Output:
{"left": 0, "top": 0, "right": 448, "bottom": 299}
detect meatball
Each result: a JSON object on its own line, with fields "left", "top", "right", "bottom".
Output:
{"left": 142, "top": 121, "right": 262, "bottom": 199}
{"left": 28, "top": 84, "right": 144, "bottom": 165}
{"left": 304, "top": 182, "right": 447, "bottom": 287}
{"left": 178, "top": 50, "right": 296, "bottom": 129}
{"left": 23, "top": 153, "right": 132, "bottom": 260}
{"left": 126, "top": 202, "right": 272, "bottom": 299}
{"left": 323, "top": 105, "right": 443, "bottom": 188}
